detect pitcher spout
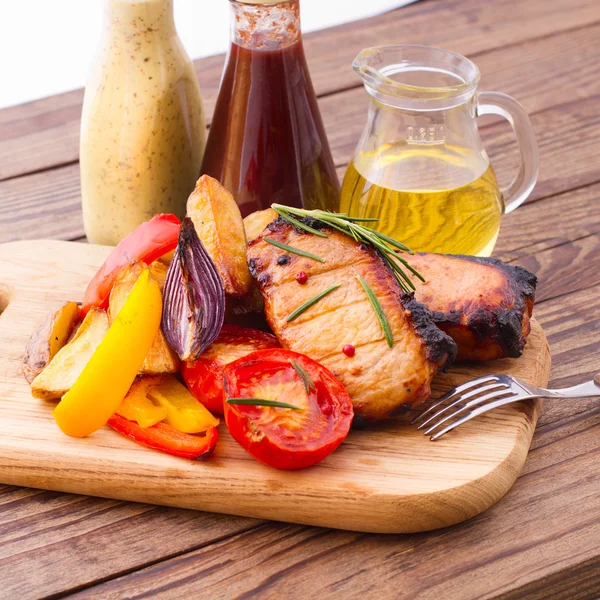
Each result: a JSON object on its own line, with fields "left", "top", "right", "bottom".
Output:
{"left": 353, "top": 44, "right": 480, "bottom": 110}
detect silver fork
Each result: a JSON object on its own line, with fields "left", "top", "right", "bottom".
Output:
{"left": 412, "top": 373, "right": 600, "bottom": 441}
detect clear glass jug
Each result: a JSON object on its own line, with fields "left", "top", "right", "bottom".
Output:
{"left": 338, "top": 45, "right": 539, "bottom": 256}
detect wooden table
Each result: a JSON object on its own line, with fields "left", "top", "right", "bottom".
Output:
{"left": 1, "top": 0, "right": 600, "bottom": 597}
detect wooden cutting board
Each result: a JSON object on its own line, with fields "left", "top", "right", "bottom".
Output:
{"left": 0, "top": 240, "right": 551, "bottom": 534}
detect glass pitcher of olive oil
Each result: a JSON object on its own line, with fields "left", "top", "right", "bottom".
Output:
{"left": 338, "top": 45, "right": 539, "bottom": 256}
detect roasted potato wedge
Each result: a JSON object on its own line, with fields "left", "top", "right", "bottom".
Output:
{"left": 187, "top": 175, "right": 252, "bottom": 297}
{"left": 243, "top": 208, "right": 278, "bottom": 242}
{"left": 109, "top": 262, "right": 180, "bottom": 375}
{"left": 149, "top": 260, "right": 169, "bottom": 289}
{"left": 30, "top": 308, "right": 109, "bottom": 399}
{"left": 139, "top": 336, "right": 180, "bottom": 375}
{"left": 23, "top": 302, "right": 81, "bottom": 383}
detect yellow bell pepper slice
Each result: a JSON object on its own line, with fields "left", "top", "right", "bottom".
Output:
{"left": 117, "top": 377, "right": 168, "bottom": 428}
{"left": 148, "top": 377, "right": 219, "bottom": 434}
{"left": 53, "top": 269, "right": 162, "bottom": 437}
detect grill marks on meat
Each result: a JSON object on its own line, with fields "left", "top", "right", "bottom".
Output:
{"left": 409, "top": 253, "right": 537, "bottom": 361}
{"left": 247, "top": 219, "right": 456, "bottom": 421}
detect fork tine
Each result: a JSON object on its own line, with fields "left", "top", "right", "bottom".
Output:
{"left": 423, "top": 389, "right": 518, "bottom": 436}
{"left": 430, "top": 393, "right": 522, "bottom": 441}
{"left": 416, "top": 382, "right": 510, "bottom": 430}
{"left": 411, "top": 375, "right": 501, "bottom": 424}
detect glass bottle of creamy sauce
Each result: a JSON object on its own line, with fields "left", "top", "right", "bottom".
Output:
{"left": 80, "top": 0, "right": 206, "bottom": 245}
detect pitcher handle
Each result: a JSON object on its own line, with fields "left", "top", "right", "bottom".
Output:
{"left": 477, "top": 92, "right": 539, "bottom": 214}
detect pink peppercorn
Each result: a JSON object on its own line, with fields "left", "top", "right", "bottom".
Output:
{"left": 296, "top": 271, "right": 308, "bottom": 284}
{"left": 342, "top": 344, "right": 355, "bottom": 357}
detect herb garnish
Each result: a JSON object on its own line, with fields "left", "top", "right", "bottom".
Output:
{"left": 272, "top": 204, "right": 424, "bottom": 293}
{"left": 357, "top": 275, "right": 394, "bottom": 348}
{"left": 286, "top": 284, "right": 341, "bottom": 322}
{"left": 275, "top": 213, "right": 327, "bottom": 238}
{"left": 264, "top": 237, "right": 325, "bottom": 263}
{"left": 226, "top": 398, "right": 301, "bottom": 410}
{"left": 291, "top": 359, "right": 315, "bottom": 394}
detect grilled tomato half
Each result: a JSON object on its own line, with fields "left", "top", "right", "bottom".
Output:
{"left": 223, "top": 348, "right": 353, "bottom": 470}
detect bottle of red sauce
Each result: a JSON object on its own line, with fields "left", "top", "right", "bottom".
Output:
{"left": 201, "top": 0, "right": 340, "bottom": 217}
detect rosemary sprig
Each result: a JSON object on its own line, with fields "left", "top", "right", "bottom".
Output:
{"left": 275, "top": 213, "right": 327, "bottom": 238}
{"left": 286, "top": 284, "right": 340, "bottom": 322}
{"left": 356, "top": 275, "right": 393, "bottom": 348}
{"left": 271, "top": 204, "right": 422, "bottom": 292}
{"left": 264, "top": 237, "right": 325, "bottom": 263}
{"left": 392, "top": 252, "right": 426, "bottom": 282}
{"left": 291, "top": 359, "right": 315, "bottom": 394}
{"left": 226, "top": 398, "right": 301, "bottom": 410}
{"left": 342, "top": 216, "right": 380, "bottom": 222}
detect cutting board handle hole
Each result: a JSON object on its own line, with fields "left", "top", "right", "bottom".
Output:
{"left": 0, "top": 283, "right": 13, "bottom": 316}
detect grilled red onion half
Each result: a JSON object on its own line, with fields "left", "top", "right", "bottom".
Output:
{"left": 162, "top": 217, "right": 225, "bottom": 360}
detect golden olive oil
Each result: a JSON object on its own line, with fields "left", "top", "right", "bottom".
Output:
{"left": 340, "top": 144, "right": 504, "bottom": 256}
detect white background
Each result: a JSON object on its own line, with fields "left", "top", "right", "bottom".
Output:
{"left": 0, "top": 0, "right": 415, "bottom": 110}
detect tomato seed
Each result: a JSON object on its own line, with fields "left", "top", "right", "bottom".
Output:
{"left": 342, "top": 344, "right": 355, "bottom": 357}
{"left": 296, "top": 271, "right": 308, "bottom": 284}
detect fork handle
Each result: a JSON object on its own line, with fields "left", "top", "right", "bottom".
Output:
{"left": 547, "top": 374, "right": 600, "bottom": 398}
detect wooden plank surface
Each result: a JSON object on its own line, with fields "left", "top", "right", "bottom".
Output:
{"left": 1, "top": 0, "right": 600, "bottom": 598}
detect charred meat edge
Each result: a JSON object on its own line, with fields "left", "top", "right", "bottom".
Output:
{"left": 418, "top": 253, "right": 537, "bottom": 358}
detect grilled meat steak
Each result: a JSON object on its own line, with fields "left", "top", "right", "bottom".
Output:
{"left": 408, "top": 253, "right": 537, "bottom": 361}
{"left": 247, "top": 219, "right": 456, "bottom": 421}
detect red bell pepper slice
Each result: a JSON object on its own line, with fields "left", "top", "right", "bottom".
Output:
{"left": 82, "top": 214, "right": 181, "bottom": 316}
{"left": 108, "top": 414, "right": 218, "bottom": 460}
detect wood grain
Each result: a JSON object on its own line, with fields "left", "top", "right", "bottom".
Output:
{"left": 530, "top": 284, "right": 600, "bottom": 429}
{"left": 495, "top": 182, "right": 600, "bottom": 263}
{"left": 325, "top": 94, "right": 600, "bottom": 195}
{"left": 517, "top": 233, "right": 600, "bottom": 304}
{"left": 1, "top": 0, "right": 599, "bottom": 182}
{"left": 0, "top": 165, "right": 84, "bottom": 242}
{"left": 0, "top": 499, "right": 258, "bottom": 600}
{"left": 320, "top": 21, "right": 600, "bottom": 163}
{"left": 493, "top": 183, "right": 600, "bottom": 303}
